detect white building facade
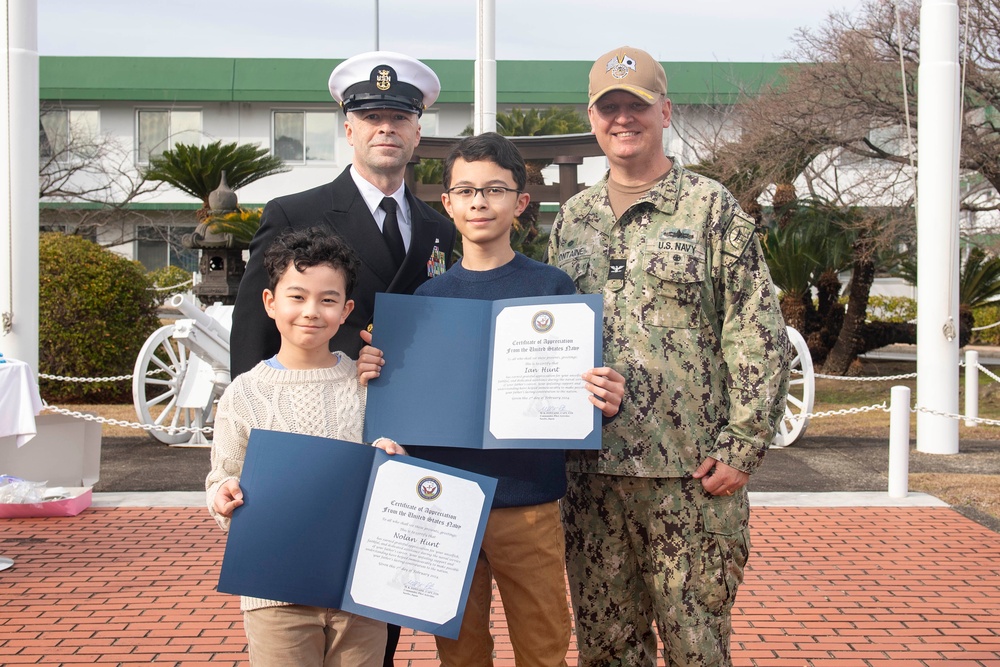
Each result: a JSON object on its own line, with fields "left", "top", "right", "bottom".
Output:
{"left": 39, "top": 56, "right": 786, "bottom": 271}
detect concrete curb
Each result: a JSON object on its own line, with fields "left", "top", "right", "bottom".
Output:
{"left": 91, "top": 490, "right": 949, "bottom": 509}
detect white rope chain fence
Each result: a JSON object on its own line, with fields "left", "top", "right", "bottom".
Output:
{"left": 37, "top": 357, "right": 1000, "bottom": 438}
{"left": 41, "top": 404, "right": 213, "bottom": 436}
{"left": 972, "top": 320, "right": 1000, "bottom": 332}
{"left": 38, "top": 368, "right": 212, "bottom": 436}
{"left": 787, "top": 359, "right": 1000, "bottom": 427}
{"left": 38, "top": 368, "right": 165, "bottom": 383}
{"left": 148, "top": 279, "right": 193, "bottom": 292}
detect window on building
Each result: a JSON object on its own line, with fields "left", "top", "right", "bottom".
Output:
{"left": 273, "top": 111, "right": 337, "bottom": 162}
{"left": 867, "top": 125, "right": 910, "bottom": 157}
{"left": 137, "top": 109, "right": 202, "bottom": 164}
{"left": 420, "top": 111, "right": 439, "bottom": 137}
{"left": 837, "top": 124, "right": 911, "bottom": 167}
{"left": 40, "top": 108, "right": 100, "bottom": 161}
{"left": 136, "top": 224, "right": 199, "bottom": 272}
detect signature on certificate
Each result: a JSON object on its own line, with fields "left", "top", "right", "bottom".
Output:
{"left": 402, "top": 578, "right": 439, "bottom": 596}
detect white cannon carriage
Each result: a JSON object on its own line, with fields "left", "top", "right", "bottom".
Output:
{"left": 132, "top": 294, "right": 233, "bottom": 445}
{"left": 130, "top": 298, "right": 814, "bottom": 448}
{"left": 773, "top": 326, "right": 814, "bottom": 448}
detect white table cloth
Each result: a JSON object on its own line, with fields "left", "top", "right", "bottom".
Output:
{"left": 0, "top": 359, "right": 44, "bottom": 447}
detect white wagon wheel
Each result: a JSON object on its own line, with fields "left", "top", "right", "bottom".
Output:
{"left": 132, "top": 324, "right": 214, "bottom": 445}
{"left": 771, "top": 326, "right": 815, "bottom": 448}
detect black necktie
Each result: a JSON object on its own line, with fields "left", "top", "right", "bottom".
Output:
{"left": 380, "top": 197, "right": 406, "bottom": 267}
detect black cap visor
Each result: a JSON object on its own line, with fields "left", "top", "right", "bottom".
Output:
{"left": 343, "top": 93, "right": 423, "bottom": 116}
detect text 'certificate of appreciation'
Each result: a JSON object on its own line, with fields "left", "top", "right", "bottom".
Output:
{"left": 488, "top": 301, "right": 595, "bottom": 440}
{"left": 364, "top": 293, "right": 604, "bottom": 450}
{"left": 217, "top": 429, "right": 496, "bottom": 639}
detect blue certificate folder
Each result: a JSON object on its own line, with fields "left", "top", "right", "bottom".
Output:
{"left": 217, "top": 428, "right": 496, "bottom": 639}
{"left": 364, "top": 292, "right": 604, "bottom": 450}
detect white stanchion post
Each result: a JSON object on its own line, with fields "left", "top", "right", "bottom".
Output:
{"left": 965, "top": 350, "right": 979, "bottom": 427}
{"left": 888, "top": 385, "right": 911, "bottom": 498}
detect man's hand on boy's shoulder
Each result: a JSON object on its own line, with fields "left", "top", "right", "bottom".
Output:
{"left": 583, "top": 366, "right": 626, "bottom": 418}
{"left": 357, "top": 329, "right": 385, "bottom": 386}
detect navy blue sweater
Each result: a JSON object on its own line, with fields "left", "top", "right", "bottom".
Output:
{"left": 409, "top": 252, "right": 576, "bottom": 508}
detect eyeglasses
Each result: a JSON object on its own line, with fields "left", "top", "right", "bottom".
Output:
{"left": 445, "top": 186, "right": 521, "bottom": 202}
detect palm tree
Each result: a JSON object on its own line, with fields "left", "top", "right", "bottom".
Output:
{"left": 894, "top": 247, "right": 1000, "bottom": 311}
{"left": 198, "top": 207, "right": 263, "bottom": 245}
{"left": 761, "top": 222, "right": 822, "bottom": 332}
{"left": 143, "top": 140, "right": 289, "bottom": 214}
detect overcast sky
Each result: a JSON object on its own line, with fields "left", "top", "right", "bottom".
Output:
{"left": 37, "top": 0, "right": 863, "bottom": 62}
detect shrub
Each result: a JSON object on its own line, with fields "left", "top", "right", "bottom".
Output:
{"left": 38, "top": 233, "right": 161, "bottom": 403}
{"left": 866, "top": 295, "right": 917, "bottom": 323}
{"left": 147, "top": 265, "right": 193, "bottom": 303}
{"left": 972, "top": 304, "right": 1000, "bottom": 345}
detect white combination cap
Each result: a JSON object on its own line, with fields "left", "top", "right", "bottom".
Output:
{"left": 328, "top": 51, "right": 441, "bottom": 117}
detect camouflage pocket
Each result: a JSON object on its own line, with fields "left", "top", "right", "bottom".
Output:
{"left": 698, "top": 497, "right": 750, "bottom": 615}
{"left": 641, "top": 261, "right": 707, "bottom": 330}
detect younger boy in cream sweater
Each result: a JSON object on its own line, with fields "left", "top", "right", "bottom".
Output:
{"left": 207, "top": 227, "right": 386, "bottom": 667}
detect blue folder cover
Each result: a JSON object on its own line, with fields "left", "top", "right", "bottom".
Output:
{"left": 363, "top": 292, "right": 603, "bottom": 450}
{"left": 216, "top": 428, "right": 496, "bottom": 639}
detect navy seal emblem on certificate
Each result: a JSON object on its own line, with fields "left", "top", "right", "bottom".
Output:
{"left": 531, "top": 310, "right": 554, "bottom": 334}
{"left": 417, "top": 477, "right": 442, "bottom": 501}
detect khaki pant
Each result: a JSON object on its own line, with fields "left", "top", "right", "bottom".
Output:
{"left": 562, "top": 473, "right": 750, "bottom": 667}
{"left": 243, "top": 604, "right": 386, "bottom": 667}
{"left": 436, "top": 501, "right": 571, "bottom": 667}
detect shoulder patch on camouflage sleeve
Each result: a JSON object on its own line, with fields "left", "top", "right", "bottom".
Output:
{"left": 721, "top": 212, "right": 756, "bottom": 266}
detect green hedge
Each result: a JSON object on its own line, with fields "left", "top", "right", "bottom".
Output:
{"left": 38, "top": 233, "right": 161, "bottom": 403}
{"left": 147, "top": 265, "right": 193, "bottom": 303}
{"left": 973, "top": 304, "right": 1000, "bottom": 345}
{"left": 860, "top": 296, "right": 1000, "bottom": 345}
{"left": 865, "top": 295, "right": 917, "bottom": 323}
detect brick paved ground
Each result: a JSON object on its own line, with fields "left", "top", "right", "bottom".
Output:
{"left": 1, "top": 505, "right": 999, "bottom": 666}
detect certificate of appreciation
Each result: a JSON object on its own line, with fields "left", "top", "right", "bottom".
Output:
{"left": 348, "top": 460, "right": 485, "bottom": 624}
{"left": 488, "top": 301, "right": 595, "bottom": 440}
{"left": 217, "top": 429, "right": 496, "bottom": 639}
{"left": 363, "top": 293, "right": 604, "bottom": 450}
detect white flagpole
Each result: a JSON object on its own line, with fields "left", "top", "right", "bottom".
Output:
{"left": 1, "top": 0, "right": 40, "bottom": 372}
{"left": 474, "top": 0, "right": 496, "bottom": 134}
{"left": 916, "top": 0, "right": 961, "bottom": 454}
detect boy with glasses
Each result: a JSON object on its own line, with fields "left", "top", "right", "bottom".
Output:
{"left": 360, "top": 132, "right": 625, "bottom": 666}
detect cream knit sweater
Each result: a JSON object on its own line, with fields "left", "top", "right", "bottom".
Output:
{"left": 205, "top": 354, "right": 366, "bottom": 611}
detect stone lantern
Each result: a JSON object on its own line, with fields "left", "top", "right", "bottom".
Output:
{"left": 182, "top": 171, "right": 248, "bottom": 306}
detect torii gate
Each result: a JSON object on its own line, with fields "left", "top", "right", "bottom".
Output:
{"left": 406, "top": 133, "right": 603, "bottom": 207}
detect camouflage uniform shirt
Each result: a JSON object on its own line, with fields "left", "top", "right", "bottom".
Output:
{"left": 548, "top": 162, "right": 789, "bottom": 478}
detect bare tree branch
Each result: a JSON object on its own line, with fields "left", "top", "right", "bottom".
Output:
{"left": 39, "top": 122, "right": 162, "bottom": 246}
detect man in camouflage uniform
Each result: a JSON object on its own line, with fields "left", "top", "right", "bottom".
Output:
{"left": 547, "top": 46, "right": 790, "bottom": 667}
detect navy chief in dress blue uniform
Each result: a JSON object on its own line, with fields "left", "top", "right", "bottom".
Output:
{"left": 228, "top": 51, "right": 456, "bottom": 666}
{"left": 230, "top": 51, "right": 456, "bottom": 379}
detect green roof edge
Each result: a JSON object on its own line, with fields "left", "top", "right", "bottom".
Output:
{"left": 41, "top": 56, "right": 790, "bottom": 106}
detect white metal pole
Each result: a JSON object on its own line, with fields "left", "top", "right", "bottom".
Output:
{"left": 474, "top": 0, "right": 496, "bottom": 134}
{"left": 1, "top": 0, "right": 40, "bottom": 373}
{"left": 888, "top": 385, "right": 911, "bottom": 498}
{"left": 916, "top": 0, "right": 961, "bottom": 454}
{"left": 373, "top": 0, "right": 378, "bottom": 50}
{"left": 964, "top": 350, "right": 978, "bottom": 427}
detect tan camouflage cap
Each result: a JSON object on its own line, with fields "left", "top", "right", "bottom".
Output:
{"left": 588, "top": 46, "right": 667, "bottom": 107}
